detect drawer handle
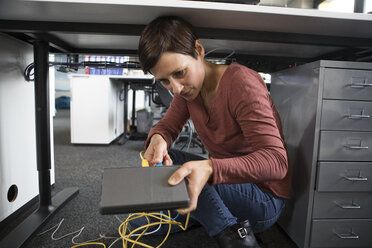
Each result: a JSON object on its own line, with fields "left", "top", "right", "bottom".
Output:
{"left": 344, "top": 145, "right": 369, "bottom": 150}
{"left": 335, "top": 201, "right": 361, "bottom": 209}
{"left": 343, "top": 175, "right": 368, "bottom": 181}
{"left": 350, "top": 83, "right": 372, "bottom": 88}
{"left": 335, "top": 231, "right": 359, "bottom": 239}
{"left": 347, "top": 114, "right": 370, "bottom": 119}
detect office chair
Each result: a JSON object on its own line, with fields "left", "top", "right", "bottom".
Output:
{"left": 152, "top": 81, "right": 206, "bottom": 154}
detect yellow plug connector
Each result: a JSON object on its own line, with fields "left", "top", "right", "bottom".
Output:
{"left": 142, "top": 159, "right": 149, "bottom": 167}
{"left": 140, "top": 151, "right": 149, "bottom": 167}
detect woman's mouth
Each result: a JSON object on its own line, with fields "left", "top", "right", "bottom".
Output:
{"left": 181, "top": 90, "right": 191, "bottom": 98}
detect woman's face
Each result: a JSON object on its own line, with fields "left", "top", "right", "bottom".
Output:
{"left": 151, "top": 50, "right": 205, "bottom": 101}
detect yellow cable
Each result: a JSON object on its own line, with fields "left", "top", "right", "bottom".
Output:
{"left": 119, "top": 211, "right": 190, "bottom": 248}
{"left": 139, "top": 151, "right": 145, "bottom": 160}
{"left": 71, "top": 242, "right": 106, "bottom": 248}
{"left": 70, "top": 152, "right": 190, "bottom": 248}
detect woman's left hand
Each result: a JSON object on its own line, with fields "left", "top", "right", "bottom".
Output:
{"left": 168, "top": 160, "right": 213, "bottom": 215}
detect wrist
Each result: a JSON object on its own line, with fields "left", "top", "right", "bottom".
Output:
{"left": 152, "top": 133, "right": 165, "bottom": 143}
{"left": 206, "top": 159, "right": 214, "bottom": 179}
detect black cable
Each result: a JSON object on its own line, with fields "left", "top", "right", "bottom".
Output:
{"left": 24, "top": 60, "right": 141, "bottom": 80}
{"left": 24, "top": 63, "right": 34, "bottom": 82}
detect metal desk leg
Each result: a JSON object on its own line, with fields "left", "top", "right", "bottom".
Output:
{"left": 0, "top": 40, "right": 78, "bottom": 248}
{"left": 131, "top": 89, "right": 136, "bottom": 131}
{"left": 118, "top": 81, "right": 129, "bottom": 145}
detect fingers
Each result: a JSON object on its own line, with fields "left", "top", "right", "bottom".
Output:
{"left": 168, "top": 164, "right": 197, "bottom": 214}
{"left": 144, "top": 134, "right": 169, "bottom": 166}
{"left": 168, "top": 165, "right": 191, "bottom": 185}
{"left": 151, "top": 148, "right": 164, "bottom": 165}
{"left": 176, "top": 184, "right": 198, "bottom": 215}
{"left": 163, "top": 154, "right": 173, "bottom": 166}
{"left": 148, "top": 149, "right": 171, "bottom": 166}
{"left": 172, "top": 160, "right": 214, "bottom": 215}
{"left": 143, "top": 148, "right": 153, "bottom": 162}
{"left": 143, "top": 146, "right": 163, "bottom": 166}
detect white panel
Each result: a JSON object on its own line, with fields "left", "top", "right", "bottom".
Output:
{"left": 49, "top": 55, "right": 56, "bottom": 184}
{"left": 0, "top": 34, "right": 37, "bottom": 221}
{"left": 70, "top": 75, "right": 125, "bottom": 144}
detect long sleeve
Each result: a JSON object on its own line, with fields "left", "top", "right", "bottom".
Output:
{"left": 208, "top": 67, "right": 289, "bottom": 189}
{"left": 147, "top": 63, "right": 291, "bottom": 199}
{"left": 145, "top": 94, "right": 190, "bottom": 149}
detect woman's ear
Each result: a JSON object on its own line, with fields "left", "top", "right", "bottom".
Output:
{"left": 195, "top": 40, "right": 205, "bottom": 58}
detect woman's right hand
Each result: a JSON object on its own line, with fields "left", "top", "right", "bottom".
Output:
{"left": 144, "top": 134, "right": 173, "bottom": 166}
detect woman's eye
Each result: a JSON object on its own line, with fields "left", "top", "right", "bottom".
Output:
{"left": 160, "top": 79, "right": 170, "bottom": 86}
{"left": 174, "top": 70, "right": 185, "bottom": 78}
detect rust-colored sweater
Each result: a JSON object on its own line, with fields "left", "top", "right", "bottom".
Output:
{"left": 146, "top": 63, "right": 290, "bottom": 199}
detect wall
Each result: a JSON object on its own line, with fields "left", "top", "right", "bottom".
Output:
{"left": 0, "top": 33, "right": 55, "bottom": 222}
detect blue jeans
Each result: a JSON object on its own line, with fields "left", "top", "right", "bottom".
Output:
{"left": 129, "top": 149, "right": 286, "bottom": 237}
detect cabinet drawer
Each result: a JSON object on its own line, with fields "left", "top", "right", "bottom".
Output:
{"left": 313, "top": 192, "right": 372, "bottom": 218}
{"left": 311, "top": 219, "right": 372, "bottom": 247}
{"left": 323, "top": 68, "right": 372, "bottom": 101}
{"left": 321, "top": 100, "right": 372, "bottom": 131}
{"left": 319, "top": 131, "right": 372, "bottom": 161}
{"left": 317, "top": 162, "right": 372, "bottom": 192}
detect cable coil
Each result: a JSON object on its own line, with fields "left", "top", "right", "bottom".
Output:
{"left": 24, "top": 63, "right": 34, "bottom": 82}
{"left": 39, "top": 152, "right": 190, "bottom": 248}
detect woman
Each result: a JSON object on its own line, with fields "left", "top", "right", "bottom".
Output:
{"left": 136, "top": 16, "right": 290, "bottom": 248}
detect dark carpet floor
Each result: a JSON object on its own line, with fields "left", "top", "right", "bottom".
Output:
{"left": 17, "top": 109, "right": 298, "bottom": 248}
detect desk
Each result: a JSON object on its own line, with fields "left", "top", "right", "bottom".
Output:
{"left": 110, "top": 75, "right": 154, "bottom": 145}
{"left": 68, "top": 74, "right": 153, "bottom": 144}
{"left": 0, "top": 1, "right": 372, "bottom": 247}
{"left": 1, "top": 1, "right": 372, "bottom": 63}
{"left": 0, "top": 40, "right": 79, "bottom": 248}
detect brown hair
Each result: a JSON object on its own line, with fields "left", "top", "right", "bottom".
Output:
{"left": 138, "top": 16, "right": 198, "bottom": 74}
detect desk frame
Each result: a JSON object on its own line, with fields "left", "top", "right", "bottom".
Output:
{"left": 0, "top": 40, "right": 78, "bottom": 248}
{"left": 113, "top": 78, "right": 154, "bottom": 145}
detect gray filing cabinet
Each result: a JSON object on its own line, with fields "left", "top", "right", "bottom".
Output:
{"left": 270, "top": 60, "right": 372, "bottom": 248}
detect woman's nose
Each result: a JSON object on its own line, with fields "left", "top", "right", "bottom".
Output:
{"left": 171, "top": 80, "right": 184, "bottom": 94}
